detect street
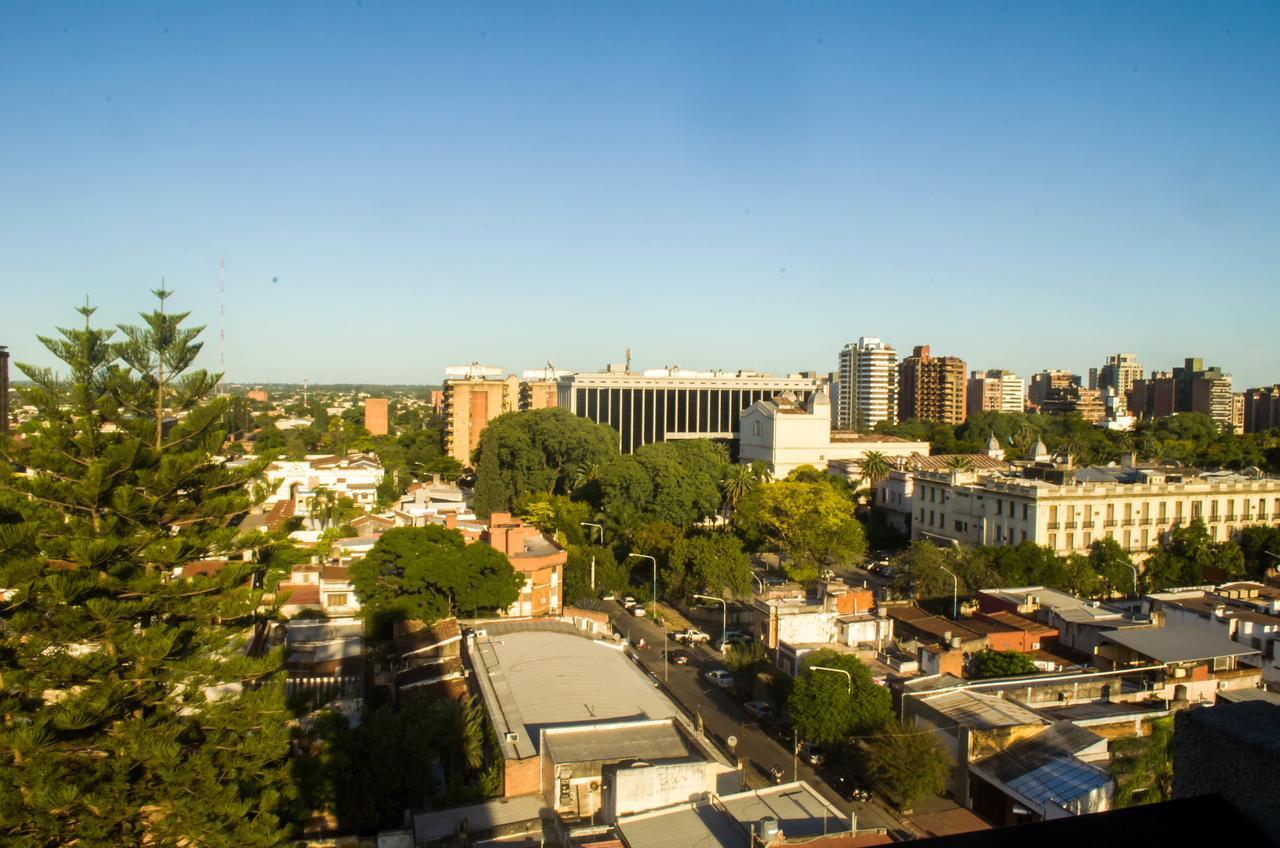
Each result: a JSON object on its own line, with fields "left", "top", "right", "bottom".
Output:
{"left": 608, "top": 601, "right": 905, "bottom": 836}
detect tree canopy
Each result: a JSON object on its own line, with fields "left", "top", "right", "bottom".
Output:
{"left": 736, "top": 480, "right": 866, "bottom": 581}
{"left": 0, "top": 297, "right": 295, "bottom": 845}
{"left": 865, "top": 721, "right": 952, "bottom": 808}
{"left": 787, "top": 650, "right": 891, "bottom": 744}
{"left": 350, "top": 526, "right": 523, "bottom": 623}
{"left": 970, "top": 649, "right": 1038, "bottom": 679}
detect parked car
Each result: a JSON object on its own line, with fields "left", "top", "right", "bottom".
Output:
{"left": 622, "top": 596, "right": 637, "bottom": 609}
{"left": 743, "top": 701, "right": 773, "bottom": 720}
{"left": 704, "top": 669, "right": 734, "bottom": 688}
{"left": 799, "top": 742, "right": 826, "bottom": 766}
{"left": 673, "top": 628, "right": 711, "bottom": 644}
{"left": 671, "top": 650, "right": 690, "bottom": 665}
{"left": 632, "top": 605, "right": 647, "bottom": 617}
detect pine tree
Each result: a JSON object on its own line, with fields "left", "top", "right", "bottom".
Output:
{"left": 0, "top": 298, "right": 295, "bottom": 846}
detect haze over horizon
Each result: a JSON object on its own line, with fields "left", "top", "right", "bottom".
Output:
{"left": 2, "top": 2, "right": 1278, "bottom": 386}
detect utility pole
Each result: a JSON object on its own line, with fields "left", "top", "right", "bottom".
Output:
{"left": 581, "top": 522, "right": 604, "bottom": 591}
{"left": 218, "top": 258, "right": 225, "bottom": 394}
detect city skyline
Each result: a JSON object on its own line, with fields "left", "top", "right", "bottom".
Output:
{"left": 2, "top": 2, "right": 1278, "bottom": 385}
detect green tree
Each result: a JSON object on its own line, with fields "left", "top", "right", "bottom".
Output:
{"left": 865, "top": 721, "right": 952, "bottom": 809}
{"left": 1238, "top": 525, "right": 1280, "bottom": 579}
{"left": 350, "top": 526, "right": 523, "bottom": 624}
{"left": 970, "top": 648, "right": 1038, "bottom": 679}
{"left": 787, "top": 651, "right": 891, "bottom": 744}
{"left": 1089, "top": 538, "right": 1138, "bottom": 596}
{"left": 1143, "top": 519, "right": 1244, "bottom": 591}
{"left": 471, "top": 409, "right": 618, "bottom": 517}
{"left": 0, "top": 300, "right": 294, "bottom": 845}
{"left": 564, "top": 544, "right": 625, "bottom": 604}
{"left": 670, "top": 533, "right": 753, "bottom": 600}
{"left": 857, "top": 450, "right": 893, "bottom": 507}
{"left": 735, "top": 481, "right": 866, "bottom": 582}
{"left": 720, "top": 463, "right": 758, "bottom": 517}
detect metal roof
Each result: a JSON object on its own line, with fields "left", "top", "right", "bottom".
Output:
{"left": 615, "top": 782, "right": 849, "bottom": 848}
{"left": 543, "top": 721, "right": 691, "bottom": 767}
{"left": 921, "top": 690, "right": 1047, "bottom": 730}
{"left": 1100, "top": 626, "right": 1260, "bottom": 664}
{"left": 411, "top": 794, "right": 544, "bottom": 843}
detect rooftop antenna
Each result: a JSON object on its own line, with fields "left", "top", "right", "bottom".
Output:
{"left": 218, "top": 258, "right": 225, "bottom": 395}
{"left": 303, "top": 377, "right": 308, "bottom": 407}
{"left": 625, "top": 348, "right": 632, "bottom": 373}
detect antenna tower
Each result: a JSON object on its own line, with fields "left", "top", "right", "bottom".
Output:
{"left": 218, "top": 258, "right": 225, "bottom": 394}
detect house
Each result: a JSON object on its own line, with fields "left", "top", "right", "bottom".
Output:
{"left": 1094, "top": 625, "right": 1261, "bottom": 702}
{"left": 260, "top": 452, "right": 385, "bottom": 527}
{"left": 978, "top": 587, "right": 1150, "bottom": 656}
{"left": 483, "top": 513, "right": 567, "bottom": 618}
{"left": 968, "top": 722, "right": 1112, "bottom": 825}
{"left": 276, "top": 561, "right": 361, "bottom": 618}
{"left": 964, "top": 611, "right": 1059, "bottom": 655}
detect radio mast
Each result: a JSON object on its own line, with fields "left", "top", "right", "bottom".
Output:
{"left": 218, "top": 258, "right": 226, "bottom": 394}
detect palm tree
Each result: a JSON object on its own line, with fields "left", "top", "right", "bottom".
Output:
{"left": 310, "top": 485, "right": 337, "bottom": 530}
{"left": 721, "top": 464, "right": 758, "bottom": 518}
{"left": 943, "top": 455, "right": 973, "bottom": 474}
{"left": 569, "top": 459, "right": 601, "bottom": 493}
{"left": 857, "top": 450, "right": 893, "bottom": 507}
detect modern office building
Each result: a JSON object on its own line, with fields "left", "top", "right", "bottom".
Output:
{"left": 1131, "top": 358, "right": 1235, "bottom": 430}
{"left": 556, "top": 366, "right": 818, "bottom": 453}
{"left": 835, "top": 337, "right": 898, "bottom": 431}
{"left": 898, "top": 345, "right": 967, "bottom": 424}
{"left": 1089, "top": 354, "right": 1143, "bottom": 416}
{"left": 966, "top": 369, "right": 1025, "bottom": 417}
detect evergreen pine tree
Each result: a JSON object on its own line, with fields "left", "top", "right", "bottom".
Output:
{"left": 0, "top": 297, "right": 295, "bottom": 846}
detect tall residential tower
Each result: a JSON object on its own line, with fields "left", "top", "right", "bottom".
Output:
{"left": 835, "top": 337, "right": 898, "bottom": 431}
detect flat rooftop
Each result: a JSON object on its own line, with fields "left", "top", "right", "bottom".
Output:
{"left": 468, "top": 627, "right": 678, "bottom": 760}
{"left": 543, "top": 720, "right": 692, "bottom": 770}
{"left": 921, "top": 689, "right": 1047, "bottom": 730}
{"left": 616, "top": 782, "right": 853, "bottom": 848}
{"left": 1100, "top": 626, "right": 1260, "bottom": 664}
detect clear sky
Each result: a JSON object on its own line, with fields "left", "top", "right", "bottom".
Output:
{"left": 2, "top": 2, "right": 1278, "bottom": 387}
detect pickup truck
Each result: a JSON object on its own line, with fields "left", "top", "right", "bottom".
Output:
{"left": 672, "top": 628, "right": 711, "bottom": 644}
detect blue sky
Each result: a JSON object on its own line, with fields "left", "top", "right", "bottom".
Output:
{"left": 2, "top": 2, "right": 1278, "bottom": 386}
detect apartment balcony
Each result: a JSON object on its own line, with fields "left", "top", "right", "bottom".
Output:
{"left": 1121, "top": 519, "right": 1135, "bottom": 527}
{"left": 1139, "top": 518, "right": 1153, "bottom": 526}
{"left": 1104, "top": 520, "right": 1117, "bottom": 528}
{"left": 1082, "top": 522, "right": 1094, "bottom": 529}
{"left": 1047, "top": 522, "right": 1060, "bottom": 530}
{"left": 1065, "top": 522, "right": 1078, "bottom": 530}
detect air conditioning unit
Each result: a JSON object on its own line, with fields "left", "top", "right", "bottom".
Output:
{"left": 1218, "top": 681, "right": 1230, "bottom": 691}
{"left": 505, "top": 731, "right": 519, "bottom": 742}
{"left": 475, "top": 629, "right": 488, "bottom": 638}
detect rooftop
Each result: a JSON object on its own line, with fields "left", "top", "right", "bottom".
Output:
{"left": 615, "top": 782, "right": 857, "bottom": 848}
{"left": 1100, "top": 626, "right": 1260, "bottom": 664}
{"left": 920, "top": 689, "right": 1047, "bottom": 730}
{"left": 543, "top": 720, "right": 692, "bottom": 768}
{"left": 468, "top": 626, "right": 678, "bottom": 760}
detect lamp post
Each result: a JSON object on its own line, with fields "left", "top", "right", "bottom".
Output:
{"left": 938, "top": 563, "right": 958, "bottom": 619}
{"left": 810, "top": 665, "right": 852, "bottom": 694}
{"left": 750, "top": 573, "right": 764, "bottom": 594}
{"left": 1122, "top": 562, "right": 1139, "bottom": 597}
{"left": 581, "top": 522, "right": 604, "bottom": 591}
{"left": 629, "top": 553, "right": 665, "bottom": 681}
{"left": 693, "top": 594, "right": 727, "bottom": 646}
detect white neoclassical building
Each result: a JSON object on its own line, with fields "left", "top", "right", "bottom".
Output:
{"left": 737, "top": 389, "right": 930, "bottom": 479}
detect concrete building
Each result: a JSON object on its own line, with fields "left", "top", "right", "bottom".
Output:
{"left": 1027, "top": 370, "right": 1081, "bottom": 409}
{"left": 442, "top": 365, "right": 516, "bottom": 465}
{"left": 519, "top": 367, "right": 564, "bottom": 411}
{"left": 1242, "top": 386, "right": 1280, "bottom": 433}
{"left": 898, "top": 345, "right": 967, "bottom": 424}
{"left": 1132, "top": 358, "right": 1235, "bottom": 430}
{"left": 966, "top": 369, "right": 1025, "bottom": 417}
{"left": 1037, "top": 385, "right": 1107, "bottom": 424}
{"left": 484, "top": 512, "right": 567, "bottom": 618}
{"left": 464, "top": 623, "right": 739, "bottom": 807}
{"left": 872, "top": 444, "right": 1014, "bottom": 535}
{"left": 557, "top": 366, "right": 818, "bottom": 454}
{"left": 908, "top": 458, "right": 1280, "bottom": 555}
{"left": 836, "top": 336, "right": 898, "bottom": 431}
{"left": 737, "top": 389, "right": 930, "bottom": 478}
{"left": 262, "top": 453, "right": 385, "bottom": 525}
{"left": 245, "top": 388, "right": 269, "bottom": 403}
{"left": 1088, "top": 354, "right": 1143, "bottom": 416}
{"left": 363, "top": 397, "right": 389, "bottom": 436}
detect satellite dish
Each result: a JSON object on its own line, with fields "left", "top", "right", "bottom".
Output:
{"left": 727, "top": 735, "right": 738, "bottom": 750}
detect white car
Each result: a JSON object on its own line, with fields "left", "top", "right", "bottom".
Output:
{"left": 704, "top": 669, "right": 734, "bottom": 688}
{"left": 675, "top": 628, "right": 711, "bottom": 643}
{"left": 622, "top": 596, "right": 637, "bottom": 609}
{"left": 632, "top": 605, "right": 647, "bottom": 617}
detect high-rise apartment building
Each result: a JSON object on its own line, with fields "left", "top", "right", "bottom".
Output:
{"left": 442, "top": 365, "right": 517, "bottom": 465}
{"left": 1242, "top": 386, "right": 1280, "bottom": 433}
{"left": 1027, "top": 370, "right": 1081, "bottom": 408}
{"left": 519, "top": 367, "right": 567, "bottom": 411}
{"left": 966, "top": 369, "right": 1025, "bottom": 417}
{"left": 1132, "top": 358, "right": 1234, "bottom": 430}
{"left": 364, "top": 397, "right": 389, "bottom": 436}
{"left": 557, "top": 366, "right": 817, "bottom": 453}
{"left": 0, "top": 345, "right": 9, "bottom": 435}
{"left": 897, "top": 346, "right": 967, "bottom": 424}
{"left": 836, "top": 337, "right": 898, "bottom": 431}
{"left": 1089, "top": 353, "right": 1143, "bottom": 415}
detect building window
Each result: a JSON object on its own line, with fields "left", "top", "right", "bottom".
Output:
{"left": 1066, "top": 532, "right": 1074, "bottom": 550}
{"left": 326, "top": 593, "right": 348, "bottom": 608}
{"left": 1210, "top": 500, "right": 1219, "bottom": 520}
{"left": 1021, "top": 530, "right": 1027, "bottom": 542}
{"left": 1159, "top": 501, "right": 1167, "bottom": 521}
{"left": 1048, "top": 533, "right": 1057, "bottom": 549}
{"left": 1049, "top": 505, "right": 1058, "bottom": 522}
{"left": 1212, "top": 656, "right": 1232, "bottom": 672}
{"left": 1175, "top": 501, "right": 1184, "bottom": 520}
{"left": 1022, "top": 504, "right": 1029, "bottom": 520}
{"left": 1084, "top": 532, "right": 1092, "bottom": 547}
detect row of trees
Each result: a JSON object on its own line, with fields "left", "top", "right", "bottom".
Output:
{"left": 892, "top": 517, "right": 1272, "bottom": 610}
{"left": 876, "top": 409, "right": 1280, "bottom": 473}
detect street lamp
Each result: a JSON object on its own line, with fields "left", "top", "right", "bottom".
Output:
{"left": 938, "top": 563, "right": 958, "bottom": 619}
{"left": 629, "top": 553, "right": 666, "bottom": 681}
{"left": 1122, "top": 562, "right": 1139, "bottom": 597}
{"left": 809, "top": 665, "right": 852, "bottom": 694}
{"left": 581, "top": 522, "right": 604, "bottom": 591}
{"left": 693, "top": 593, "right": 727, "bottom": 646}
{"left": 750, "top": 573, "right": 764, "bottom": 594}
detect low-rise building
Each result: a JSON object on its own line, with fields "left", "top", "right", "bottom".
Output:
{"left": 736, "top": 388, "right": 930, "bottom": 479}
{"left": 484, "top": 512, "right": 567, "bottom": 618}
{"left": 1094, "top": 626, "right": 1261, "bottom": 702}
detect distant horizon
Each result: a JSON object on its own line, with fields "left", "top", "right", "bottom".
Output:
{"left": 3, "top": 3, "right": 1277, "bottom": 386}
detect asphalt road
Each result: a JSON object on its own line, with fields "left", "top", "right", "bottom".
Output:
{"left": 607, "top": 601, "right": 904, "bottom": 835}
